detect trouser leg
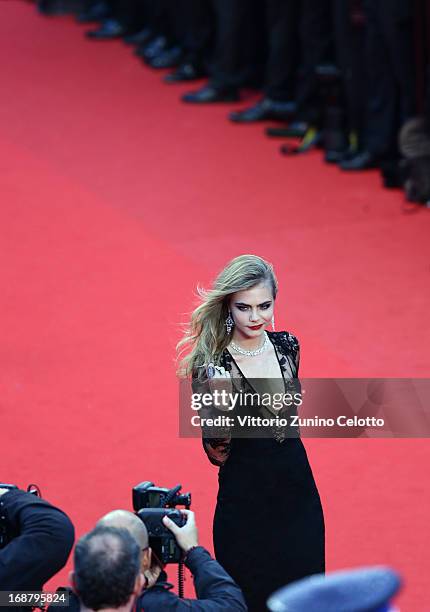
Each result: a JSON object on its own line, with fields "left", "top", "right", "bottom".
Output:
{"left": 113, "top": 0, "right": 146, "bottom": 30}
{"left": 332, "top": 0, "right": 366, "bottom": 142}
{"left": 381, "top": 0, "right": 417, "bottom": 123}
{"left": 264, "top": 0, "right": 300, "bottom": 101}
{"left": 295, "top": 0, "right": 334, "bottom": 124}
{"left": 210, "top": 0, "right": 261, "bottom": 91}
{"left": 179, "top": 0, "right": 214, "bottom": 66}
{"left": 363, "top": 0, "right": 399, "bottom": 156}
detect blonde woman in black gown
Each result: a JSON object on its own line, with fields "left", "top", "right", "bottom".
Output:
{"left": 177, "top": 255, "right": 325, "bottom": 611}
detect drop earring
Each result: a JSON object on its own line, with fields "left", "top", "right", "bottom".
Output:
{"left": 271, "top": 315, "right": 275, "bottom": 331}
{"left": 225, "top": 311, "right": 234, "bottom": 334}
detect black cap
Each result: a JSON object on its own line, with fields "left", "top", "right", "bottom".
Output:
{"left": 267, "top": 566, "right": 402, "bottom": 612}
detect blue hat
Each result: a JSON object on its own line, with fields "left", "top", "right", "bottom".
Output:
{"left": 267, "top": 566, "right": 402, "bottom": 612}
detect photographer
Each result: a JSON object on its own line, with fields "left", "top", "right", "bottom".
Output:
{"left": 69, "top": 526, "right": 145, "bottom": 612}
{"left": 63, "top": 509, "right": 247, "bottom": 611}
{"left": 141, "top": 509, "right": 247, "bottom": 610}
{"left": 0, "top": 486, "right": 74, "bottom": 589}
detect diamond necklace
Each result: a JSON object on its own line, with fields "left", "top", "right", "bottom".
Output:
{"left": 229, "top": 331, "right": 269, "bottom": 357}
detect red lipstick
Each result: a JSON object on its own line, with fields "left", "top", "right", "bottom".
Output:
{"left": 248, "top": 324, "right": 263, "bottom": 330}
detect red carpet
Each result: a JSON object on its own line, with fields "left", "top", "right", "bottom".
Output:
{"left": 1, "top": 2, "right": 430, "bottom": 608}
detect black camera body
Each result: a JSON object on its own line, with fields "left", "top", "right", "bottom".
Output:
{"left": 137, "top": 508, "right": 186, "bottom": 564}
{"left": 132, "top": 481, "right": 191, "bottom": 565}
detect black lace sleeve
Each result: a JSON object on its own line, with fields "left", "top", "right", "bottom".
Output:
{"left": 272, "top": 331, "right": 300, "bottom": 378}
{"left": 287, "top": 332, "right": 300, "bottom": 375}
{"left": 191, "top": 369, "right": 232, "bottom": 468}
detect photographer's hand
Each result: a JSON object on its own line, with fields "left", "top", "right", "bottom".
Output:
{"left": 162, "top": 509, "right": 198, "bottom": 553}
{"left": 144, "top": 564, "right": 162, "bottom": 589}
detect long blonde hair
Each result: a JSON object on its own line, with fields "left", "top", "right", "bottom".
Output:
{"left": 176, "top": 254, "right": 278, "bottom": 379}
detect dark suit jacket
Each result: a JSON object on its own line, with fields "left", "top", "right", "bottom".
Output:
{"left": 53, "top": 546, "right": 247, "bottom": 611}
{"left": 0, "top": 489, "right": 74, "bottom": 590}
{"left": 138, "top": 546, "right": 247, "bottom": 611}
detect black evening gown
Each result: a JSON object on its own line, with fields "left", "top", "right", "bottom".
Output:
{"left": 193, "top": 331, "right": 325, "bottom": 612}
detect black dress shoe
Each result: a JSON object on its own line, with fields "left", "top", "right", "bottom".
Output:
{"left": 37, "top": 0, "right": 69, "bottom": 15}
{"left": 147, "top": 46, "right": 183, "bottom": 69}
{"left": 266, "top": 122, "right": 308, "bottom": 138}
{"left": 229, "top": 98, "right": 296, "bottom": 123}
{"left": 339, "top": 150, "right": 379, "bottom": 171}
{"left": 182, "top": 85, "right": 239, "bottom": 104}
{"left": 280, "top": 126, "right": 321, "bottom": 155}
{"left": 134, "top": 38, "right": 157, "bottom": 57}
{"left": 325, "top": 144, "right": 358, "bottom": 164}
{"left": 86, "top": 19, "right": 125, "bottom": 39}
{"left": 76, "top": 1, "right": 110, "bottom": 23}
{"left": 137, "top": 36, "right": 168, "bottom": 60}
{"left": 123, "top": 28, "right": 153, "bottom": 46}
{"left": 164, "top": 62, "right": 205, "bottom": 83}
{"left": 325, "top": 149, "right": 347, "bottom": 163}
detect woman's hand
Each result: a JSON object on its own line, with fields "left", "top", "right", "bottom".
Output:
{"left": 206, "top": 363, "right": 233, "bottom": 411}
{"left": 206, "top": 363, "right": 231, "bottom": 380}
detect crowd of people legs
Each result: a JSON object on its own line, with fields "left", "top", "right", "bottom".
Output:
{"left": 35, "top": 0, "right": 430, "bottom": 205}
